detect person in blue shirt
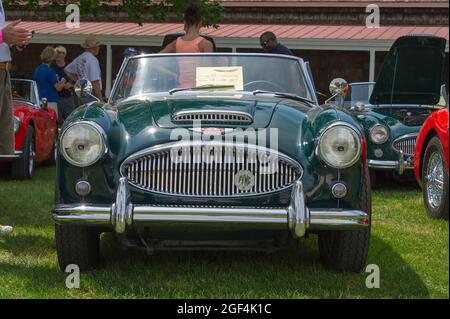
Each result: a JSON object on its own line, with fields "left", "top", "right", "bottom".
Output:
{"left": 34, "top": 46, "right": 67, "bottom": 122}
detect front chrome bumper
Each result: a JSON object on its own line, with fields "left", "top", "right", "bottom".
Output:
{"left": 52, "top": 178, "right": 370, "bottom": 239}
{"left": 0, "top": 151, "right": 23, "bottom": 161}
{"left": 368, "top": 150, "right": 414, "bottom": 175}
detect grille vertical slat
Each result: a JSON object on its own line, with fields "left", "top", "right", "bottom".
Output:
{"left": 393, "top": 135, "right": 417, "bottom": 156}
{"left": 124, "top": 144, "right": 302, "bottom": 197}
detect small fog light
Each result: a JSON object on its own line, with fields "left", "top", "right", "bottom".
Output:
{"left": 332, "top": 183, "right": 348, "bottom": 199}
{"left": 374, "top": 149, "right": 384, "bottom": 158}
{"left": 75, "top": 180, "right": 91, "bottom": 196}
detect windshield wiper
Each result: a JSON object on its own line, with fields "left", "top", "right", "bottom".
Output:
{"left": 252, "top": 90, "right": 315, "bottom": 105}
{"left": 169, "top": 85, "right": 235, "bottom": 95}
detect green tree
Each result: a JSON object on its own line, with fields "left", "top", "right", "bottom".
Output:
{"left": 4, "top": 0, "right": 223, "bottom": 28}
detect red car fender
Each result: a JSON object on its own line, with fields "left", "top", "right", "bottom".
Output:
{"left": 13, "top": 101, "right": 58, "bottom": 163}
{"left": 13, "top": 103, "right": 33, "bottom": 152}
{"left": 414, "top": 108, "right": 449, "bottom": 186}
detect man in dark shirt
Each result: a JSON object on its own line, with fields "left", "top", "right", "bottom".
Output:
{"left": 51, "top": 45, "right": 75, "bottom": 125}
{"left": 260, "top": 31, "right": 294, "bottom": 56}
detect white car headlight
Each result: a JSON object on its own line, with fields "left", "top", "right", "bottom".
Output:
{"left": 60, "top": 122, "right": 106, "bottom": 167}
{"left": 318, "top": 124, "right": 362, "bottom": 169}
{"left": 370, "top": 124, "right": 389, "bottom": 144}
{"left": 13, "top": 116, "right": 21, "bottom": 134}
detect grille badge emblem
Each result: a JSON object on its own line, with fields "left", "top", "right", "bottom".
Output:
{"left": 235, "top": 170, "right": 255, "bottom": 192}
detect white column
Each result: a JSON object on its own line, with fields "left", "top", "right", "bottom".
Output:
{"left": 369, "top": 49, "right": 376, "bottom": 82}
{"left": 105, "top": 44, "right": 113, "bottom": 97}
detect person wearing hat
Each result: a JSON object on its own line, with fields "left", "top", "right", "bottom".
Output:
{"left": 65, "top": 35, "right": 104, "bottom": 103}
{"left": 51, "top": 45, "right": 75, "bottom": 124}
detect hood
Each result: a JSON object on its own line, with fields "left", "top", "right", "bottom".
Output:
{"left": 370, "top": 35, "right": 446, "bottom": 106}
{"left": 116, "top": 94, "right": 280, "bottom": 131}
{"left": 106, "top": 94, "right": 316, "bottom": 162}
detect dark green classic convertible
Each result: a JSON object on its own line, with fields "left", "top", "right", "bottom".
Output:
{"left": 335, "top": 36, "right": 447, "bottom": 182}
{"left": 52, "top": 35, "right": 444, "bottom": 273}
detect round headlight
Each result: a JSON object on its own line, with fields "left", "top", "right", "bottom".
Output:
{"left": 13, "top": 116, "right": 21, "bottom": 134}
{"left": 370, "top": 125, "right": 389, "bottom": 144}
{"left": 318, "top": 124, "right": 361, "bottom": 169}
{"left": 60, "top": 122, "right": 106, "bottom": 167}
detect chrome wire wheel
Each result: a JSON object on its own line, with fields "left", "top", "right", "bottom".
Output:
{"left": 422, "top": 136, "right": 449, "bottom": 220}
{"left": 425, "top": 151, "right": 444, "bottom": 209}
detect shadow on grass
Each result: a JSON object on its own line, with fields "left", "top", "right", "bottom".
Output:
{"left": 0, "top": 231, "right": 429, "bottom": 298}
{"left": 371, "top": 170, "right": 420, "bottom": 191}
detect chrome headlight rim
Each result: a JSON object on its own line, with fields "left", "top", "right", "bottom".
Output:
{"left": 59, "top": 121, "right": 108, "bottom": 167}
{"left": 369, "top": 124, "right": 389, "bottom": 145}
{"left": 13, "top": 116, "right": 21, "bottom": 134}
{"left": 317, "top": 122, "right": 362, "bottom": 169}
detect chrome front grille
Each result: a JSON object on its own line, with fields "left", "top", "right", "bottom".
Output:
{"left": 172, "top": 110, "right": 253, "bottom": 125}
{"left": 121, "top": 142, "right": 302, "bottom": 197}
{"left": 393, "top": 134, "right": 417, "bottom": 156}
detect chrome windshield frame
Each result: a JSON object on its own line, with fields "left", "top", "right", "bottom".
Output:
{"left": 108, "top": 53, "right": 318, "bottom": 106}
{"left": 11, "top": 78, "right": 40, "bottom": 108}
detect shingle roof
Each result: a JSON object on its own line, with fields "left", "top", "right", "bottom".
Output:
{"left": 18, "top": 21, "right": 449, "bottom": 40}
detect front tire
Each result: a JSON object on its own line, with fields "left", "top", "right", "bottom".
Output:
{"left": 55, "top": 224, "right": 100, "bottom": 271}
{"left": 318, "top": 167, "right": 372, "bottom": 273}
{"left": 12, "top": 126, "right": 35, "bottom": 180}
{"left": 422, "top": 136, "right": 449, "bottom": 220}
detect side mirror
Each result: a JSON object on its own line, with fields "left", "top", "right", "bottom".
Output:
{"left": 40, "top": 98, "right": 48, "bottom": 111}
{"left": 74, "top": 79, "right": 93, "bottom": 98}
{"left": 329, "top": 78, "right": 349, "bottom": 97}
{"left": 326, "top": 78, "right": 349, "bottom": 105}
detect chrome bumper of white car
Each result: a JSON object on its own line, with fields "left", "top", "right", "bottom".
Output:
{"left": 368, "top": 151, "right": 414, "bottom": 175}
{"left": 52, "top": 178, "right": 370, "bottom": 239}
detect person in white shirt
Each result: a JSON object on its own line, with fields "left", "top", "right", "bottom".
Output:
{"left": 0, "top": 0, "right": 32, "bottom": 235}
{"left": 65, "top": 35, "right": 104, "bottom": 103}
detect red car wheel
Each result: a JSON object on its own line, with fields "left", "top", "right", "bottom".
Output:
{"left": 12, "top": 126, "right": 35, "bottom": 180}
{"left": 422, "top": 136, "right": 449, "bottom": 220}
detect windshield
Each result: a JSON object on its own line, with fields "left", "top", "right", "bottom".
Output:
{"left": 110, "top": 54, "right": 313, "bottom": 104}
{"left": 11, "top": 79, "right": 37, "bottom": 105}
{"left": 341, "top": 83, "right": 375, "bottom": 108}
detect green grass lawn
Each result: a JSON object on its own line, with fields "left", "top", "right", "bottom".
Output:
{"left": 0, "top": 167, "right": 448, "bottom": 299}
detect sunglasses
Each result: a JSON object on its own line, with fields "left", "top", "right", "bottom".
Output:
{"left": 260, "top": 40, "right": 269, "bottom": 47}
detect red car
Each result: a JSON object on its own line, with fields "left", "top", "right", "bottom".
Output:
{"left": 0, "top": 78, "right": 58, "bottom": 179}
{"left": 414, "top": 86, "right": 449, "bottom": 220}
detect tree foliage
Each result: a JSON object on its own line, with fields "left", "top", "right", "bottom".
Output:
{"left": 4, "top": 0, "right": 224, "bottom": 28}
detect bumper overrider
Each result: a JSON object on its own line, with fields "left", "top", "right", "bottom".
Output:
{"left": 368, "top": 150, "right": 414, "bottom": 175}
{"left": 52, "top": 178, "right": 369, "bottom": 238}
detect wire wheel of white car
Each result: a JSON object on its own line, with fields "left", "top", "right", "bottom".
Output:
{"left": 422, "top": 136, "right": 449, "bottom": 220}
{"left": 12, "top": 126, "right": 35, "bottom": 180}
